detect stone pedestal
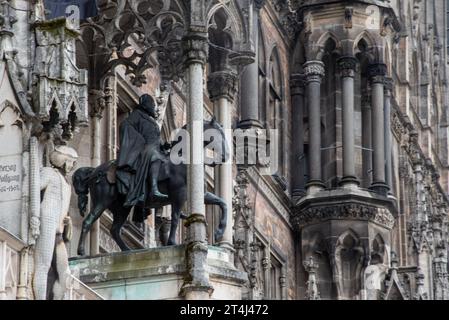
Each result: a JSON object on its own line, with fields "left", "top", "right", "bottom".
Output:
{"left": 69, "top": 246, "right": 247, "bottom": 300}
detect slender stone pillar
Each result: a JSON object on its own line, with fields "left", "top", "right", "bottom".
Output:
{"left": 362, "top": 92, "right": 373, "bottom": 188}
{"left": 368, "top": 63, "right": 389, "bottom": 195}
{"left": 105, "top": 76, "right": 118, "bottom": 161}
{"left": 181, "top": 33, "right": 213, "bottom": 300}
{"left": 208, "top": 70, "right": 238, "bottom": 252}
{"left": 290, "top": 74, "right": 307, "bottom": 198}
{"left": 89, "top": 90, "right": 105, "bottom": 256}
{"left": 384, "top": 77, "right": 394, "bottom": 193}
{"left": 304, "top": 61, "right": 325, "bottom": 194}
{"left": 338, "top": 56, "right": 359, "bottom": 188}
{"left": 238, "top": 0, "right": 265, "bottom": 129}
{"left": 29, "top": 136, "right": 40, "bottom": 246}
{"left": 16, "top": 248, "right": 29, "bottom": 300}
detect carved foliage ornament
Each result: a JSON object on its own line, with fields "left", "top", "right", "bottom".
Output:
{"left": 338, "top": 56, "right": 357, "bottom": 78}
{"left": 292, "top": 203, "right": 396, "bottom": 230}
{"left": 303, "top": 61, "right": 325, "bottom": 83}
{"left": 368, "top": 63, "right": 387, "bottom": 83}
{"left": 207, "top": 70, "right": 238, "bottom": 102}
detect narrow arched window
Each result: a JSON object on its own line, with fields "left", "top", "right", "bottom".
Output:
{"left": 268, "top": 48, "right": 285, "bottom": 179}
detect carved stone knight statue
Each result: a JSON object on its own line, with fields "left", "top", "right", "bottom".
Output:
{"left": 32, "top": 146, "right": 78, "bottom": 300}
{"left": 116, "top": 94, "right": 169, "bottom": 207}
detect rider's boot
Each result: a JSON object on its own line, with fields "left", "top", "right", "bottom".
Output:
{"left": 150, "top": 160, "right": 169, "bottom": 201}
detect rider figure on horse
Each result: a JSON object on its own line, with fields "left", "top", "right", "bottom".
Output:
{"left": 116, "top": 94, "right": 169, "bottom": 207}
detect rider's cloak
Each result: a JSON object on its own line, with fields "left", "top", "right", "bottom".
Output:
{"left": 116, "top": 108, "right": 165, "bottom": 207}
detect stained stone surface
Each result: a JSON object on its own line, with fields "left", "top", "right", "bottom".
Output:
{"left": 69, "top": 245, "right": 247, "bottom": 300}
{"left": 0, "top": 70, "right": 23, "bottom": 238}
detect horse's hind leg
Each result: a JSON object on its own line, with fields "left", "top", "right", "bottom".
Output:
{"left": 167, "top": 201, "right": 182, "bottom": 246}
{"left": 204, "top": 192, "right": 227, "bottom": 243}
{"left": 110, "top": 205, "right": 132, "bottom": 251}
{"left": 78, "top": 205, "right": 106, "bottom": 256}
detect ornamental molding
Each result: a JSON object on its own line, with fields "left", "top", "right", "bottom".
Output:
{"left": 291, "top": 202, "right": 396, "bottom": 230}
{"left": 303, "top": 60, "right": 325, "bottom": 83}
{"left": 338, "top": 56, "right": 357, "bottom": 78}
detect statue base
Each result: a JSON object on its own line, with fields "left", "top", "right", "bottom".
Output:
{"left": 69, "top": 245, "right": 247, "bottom": 300}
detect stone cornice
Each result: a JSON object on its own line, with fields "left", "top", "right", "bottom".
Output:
{"left": 291, "top": 190, "right": 397, "bottom": 231}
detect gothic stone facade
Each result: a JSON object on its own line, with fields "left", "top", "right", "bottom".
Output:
{"left": 1, "top": 0, "right": 449, "bottom": 300}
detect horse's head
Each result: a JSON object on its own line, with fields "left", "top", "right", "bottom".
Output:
{"left": 173, "top": 117, "right": 230, "bottom": 166}
{"left": 204, "top": 117, "right": 230, "bottom": 166}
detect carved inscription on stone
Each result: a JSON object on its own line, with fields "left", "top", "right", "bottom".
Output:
{"left": 0, "top": 101, "right": 23, "bottom": 237}
{"left": 0, "top": 156, "right": 22, "bottom": 201}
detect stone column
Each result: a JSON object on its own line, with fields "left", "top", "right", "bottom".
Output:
{"left": 291, "top": 74, "right": 307, "bottom": 198}
{"left": 238, "top": 0, "right": 265, "bottom": 129}
{"left": 338, "top": 56, "right": 359, "bottom": 188}
{"left": 16, "top": 248, "right": 29, "bottom": 300}
{"left": 384, "top": 77, "right": 394, "bottom": 193}
{"left": 89, "top": 90, "right": 105, "bottom": 256}
{"left": 262, "top": 246, "right": 271, "bottom": 298}
{"left": 29, "top": 136, "right": 40, "bottom": 246}
{"left": 208, "top": 70, "right": 238, "bottom": 252}
{"left": 304, "top": 61, "right": 325, "bottom": 194}
{"left": 362, "top": 91, "right": 373, "bottom": 188}
{"left": 105, "top": 76, "right": 118, "bottom": 161}
{"left": 368, "top": 63, "right": 389, "bottom": 195}
{"left": 181, "top": 33, "right": 213, "bottom": 300}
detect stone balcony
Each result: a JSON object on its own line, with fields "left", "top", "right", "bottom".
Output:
{"left": 69, "top": 245, "right": 247, "bottom": 300}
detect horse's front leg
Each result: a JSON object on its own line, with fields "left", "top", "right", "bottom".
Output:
{"left": 78, "top": 205, "right": 106, "bottom": 256}
{"left": 204, "top": 192, "right": 227, "bottom": 243}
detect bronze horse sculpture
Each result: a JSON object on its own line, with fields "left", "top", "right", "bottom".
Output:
{"left": 72, "top": 119, "right": 229, "bottom": 256}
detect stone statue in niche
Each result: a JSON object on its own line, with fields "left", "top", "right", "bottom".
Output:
{"left": 364, "top": 265, "right": 382, "bottom": 300}
{"left": 32, "top": 146, "right": 78, "bottom": 300}
{"left": 73, "top": 93, "right": 229, "bottom": 255}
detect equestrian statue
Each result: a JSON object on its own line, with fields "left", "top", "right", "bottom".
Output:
{"left": 73, "top": 94, "right": 229, "bottom": 256}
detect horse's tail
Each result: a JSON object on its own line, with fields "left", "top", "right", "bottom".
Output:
{"left": 72, "top": 167, "right": 95, "bottom": 217}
